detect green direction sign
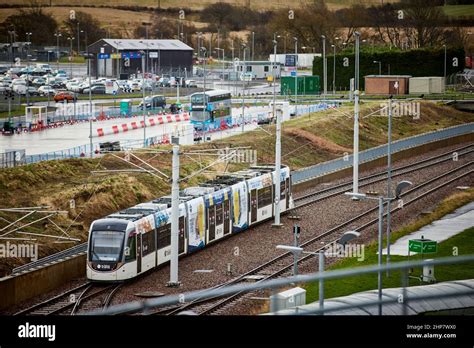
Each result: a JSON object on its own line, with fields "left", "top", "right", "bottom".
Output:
{"left": 409, "top": 239, "right": 437, "bottom": 254}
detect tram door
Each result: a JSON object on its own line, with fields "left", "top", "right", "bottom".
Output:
{"left": 250, "top": 189, "right": 257, "bottom": 223}
{"left": 208, "top": 205, "right": 216, "bottom": 242}
{"left": 179, "top": 216, "right": 185, "bottom": 254}
{"left": 224, "top": 198, "right": 230, "bottom": 235}
{"left": 137, "top": 233, "right": 142, "bottom": 274}
{"left": 285, "top": 177, "right": 290, "bottom": 209}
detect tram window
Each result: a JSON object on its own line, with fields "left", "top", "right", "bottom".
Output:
{"left": 157, "top": 225, "right": 171, "bottom": 248}
{"left": 125, "top": 235, "right": 136, "bottom": 262}
{"left": 142, "top": 231, "right": 156, "bottom": 256}
{"left": 257, "top": 186, "right": 272, "bottom": 207}
{"left": 280, "top": 181, "right": 286, "bottom": 200}
{"left": 215, "top": 203, "right": 223, "bottom": 225}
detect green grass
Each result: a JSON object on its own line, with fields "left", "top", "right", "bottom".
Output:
{"left": 442, "top": 4, "right": 474, "bottom": 17}
{"left": 305, "top": 189, "right": 474, "bottom": 303}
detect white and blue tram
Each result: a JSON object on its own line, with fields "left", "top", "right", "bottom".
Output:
{"left": 87, "top": 165, "right": 293, "bottom": 281}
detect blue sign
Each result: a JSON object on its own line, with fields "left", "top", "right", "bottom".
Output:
{"left": 121, "top": 52, "right": 142, "bottom": 59}
{"left": 291, "top": 71, "right": 297, "bottom": 77}
{"left": 98, "top": 53, "right": 110, "bottom": 59}
{"left": 285, "top": 54, "right": 297, "bottom": 67}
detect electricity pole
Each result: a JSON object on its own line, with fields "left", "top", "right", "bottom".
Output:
{"left": 272, "top": 38, "right": 282, "bottom": 228}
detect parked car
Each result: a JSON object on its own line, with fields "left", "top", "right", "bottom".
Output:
{"left": 54, "top": 91, "right": 76, "bottom": 103}
{"left": 26, "top": 86, "right": 39, "bottom": 96}
{"left": 83, "top": 85, "right": 106, "bottom": 94}
{"left": 32, "top": 77, "right": 46, "bottom": 86}
{"left": 38, "top": 85, "right": 56, "bottom": 96}
{"left": 185, "top": 79, "right": 198, "bottom": 88}
{"left": 139, "top": 95, "right": 166, "bottom": 110}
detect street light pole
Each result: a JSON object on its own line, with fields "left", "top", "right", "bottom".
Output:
{"left": 87, "top": 55, "right": 93, "bottom": 158}
{"left": 77, "top": 22, "right": 80, "bottom": 55}
{"left": 322, "top": 35, "right": 327, "bottom": 97}
{"left": 54, "top": 32, "right": 62, "bottom": 71}
{"left": 272, "top": 38, "right": 282, "bottom": 228}
{"left": 241, "top": 44, "right": 247, "bottom": 133}
{"left": 374, "top": 60, "right": 381, "bottom": 75}
{"left": 68, "top": 37, "right": 74, "bottom": 79}
{"left": 141, "top": 53, "right": 146, "bottom": 147}
{"left": 168, "top": 136, "right": 181, "bottom": 287}
{"left": 293, "top": 37, "right": 298, "bottom": 117}
{"left": 252, "top": 31, "right": 255, "bottom": 61}
{"left": 377, "top": 196, "right": 384, "bottom": 315}
{"left": 385, "top": 98, "right": 393, "bottom": 275}
{"left": 26, "top": 32, "right": 32, "bottom": 107}
{"left": 443, "top": 44, "right": 447, "bottom": 93}
{"left": 331, "top": 44, "right": 336, "bottom": 95}
{"left": 352, "top": 32, "right": 360, "bottom": 196}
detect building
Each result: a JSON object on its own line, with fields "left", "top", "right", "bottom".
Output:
{"left": 409, "top": 77, "right": 444, "bottom": 94}
{"left": 269, "top": 53, "right": 321, "bottom": 69}
{"left": 364, "top": 75, "right": 411, "bottom": 95}
{"left": 233, "top": 60, "right": 282, "bottom": 80}
{"left": 87, "top": 39, "right": 194, "bottom": 79}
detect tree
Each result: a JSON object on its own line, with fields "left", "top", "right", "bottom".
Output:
{"left": 403, "top": 0, "right": 447, "bottom": 48}
{"left": 63, "top": 11, "right": 105, "bottom": 51}
{"left": 268, "top": 0, "right": 337, "bottom": 52}
{"left": 1, "top": 3, "right": 57, "bottom": 45}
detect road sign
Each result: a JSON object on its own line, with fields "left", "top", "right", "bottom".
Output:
{"left": 408, "top": 239, "right": 437, "bottom": 254}
{"left": 98, "top": 53, "right": 110, "bottom": 59}
{"left": 285, "top": 54, "right": 297, "bottom": 67}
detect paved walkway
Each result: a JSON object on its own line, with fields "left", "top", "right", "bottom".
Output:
{"left": 384, "top": 200, "right": 474, "bottom": 256}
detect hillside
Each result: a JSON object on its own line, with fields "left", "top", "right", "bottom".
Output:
{"left": 2, "top": 0, "right": 400, "bottom": 11}
{"left": 0, "top": 101, "right": 472, "bottom": 274}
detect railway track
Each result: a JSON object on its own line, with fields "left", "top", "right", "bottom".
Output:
{"left": 11, "top": 144, "right": 472, "bottom": 278}
{"left": 155, "top": 161, "right": 472, "bottom": 316}
{"left": 14, "top": 282, "right": 122, "bottom": 316}
{"left": 293, "top": 143, "right": 473, "bottom": 209}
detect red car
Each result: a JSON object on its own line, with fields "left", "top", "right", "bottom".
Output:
{"left": 54, "top": 91, "right": 76, "bottom": 103}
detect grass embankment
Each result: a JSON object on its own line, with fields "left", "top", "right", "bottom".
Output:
{"left": 0, "top": 101, "right": 472, "bottom": 273}
{"left": 305, "top": 188, "right": 474, "bottom": 303}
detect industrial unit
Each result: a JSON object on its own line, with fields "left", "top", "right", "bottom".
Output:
{"left": 409, "top": 77, "right": 445, "bottom": 94}
{"left": 233, "top": 60, "right": 282, "bottom": 80}
{"left": 364, "top": 75, "right": 411, "bottom": 95}
{"left": 86, "top": 39, "right": 194, "bottom": 79}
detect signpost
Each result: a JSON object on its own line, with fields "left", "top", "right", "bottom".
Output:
{"left": 408, "top": 238, "right": 437, "bottom": 283}
{"left": 408, "top": 239, "right": 437, "bottom": 254}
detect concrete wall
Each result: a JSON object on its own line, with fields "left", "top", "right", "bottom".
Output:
{"left": 0, "top": 254, "right": 86, "bottom": 311}
{"left": 293, "top": 132, "right": 473, "bottom": 193}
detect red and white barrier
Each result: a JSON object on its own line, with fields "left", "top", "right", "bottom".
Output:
{"left": 96, "top": 112, "right": 190, "bottom": 137}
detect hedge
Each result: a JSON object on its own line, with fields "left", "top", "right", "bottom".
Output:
{"left": 313, "top": 47, "right": 465, "bottom": 91}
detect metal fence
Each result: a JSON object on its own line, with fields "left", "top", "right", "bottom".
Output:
{"left": 0, "top": 149, "right": 25, "bottom": 168}
{"left": 292, "top": 122, "right": 474, "bottom": 185}
{"left": 84, "top": 254, "right": 474, "bottom": 316}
